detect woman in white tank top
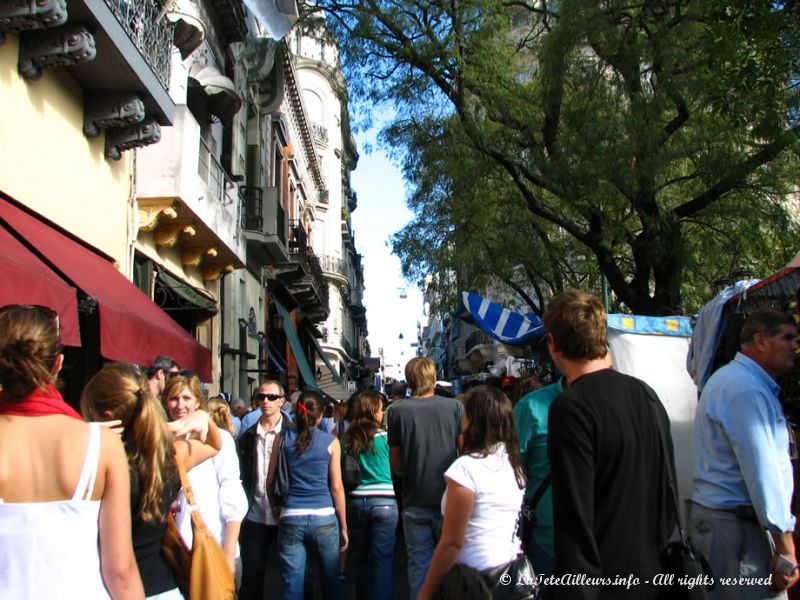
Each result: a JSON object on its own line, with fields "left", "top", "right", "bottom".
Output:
{"left": 0, "top": 304, "right": 143, "bottom": 599}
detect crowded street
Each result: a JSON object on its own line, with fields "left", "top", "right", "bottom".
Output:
{"left": 2, "top": 1, "right": 800, "bottom": 600}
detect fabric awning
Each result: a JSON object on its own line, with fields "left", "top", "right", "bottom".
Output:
{"left": 452, "top": 291, "right": 544, "bottom": 346}
{"left": 308, "top": 331, "right": 342, "bottom": 385}
{"left": 0, "top": 195, "right": 213, "bottom": 381}
{"left": 165, "top": 0, "right": 205, "bottom": 59}
{"left": 189, "top": 63, "right": 242, "bottom": 122}
{"left": 157, "top": 269, "right": 217, "bottom": 313}
{"left": 0, "top": 223, "right": 81, "bottom": 347}
{"left": 242, "top": 0, "right": 298, "bottom": 40}
{"left": 274, "top": 298, "right": 318, "bottom": 390}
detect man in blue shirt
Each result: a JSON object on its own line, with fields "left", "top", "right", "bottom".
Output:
{"left": 691, "top": 308, "right": 799, "bottom": 599}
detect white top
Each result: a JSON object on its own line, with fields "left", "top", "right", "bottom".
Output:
{"left": 176, "top": 429, "right": 249, "bottom": 556}
{"left": 442, "top": 443, "right": 524, "bottom": 570}
{"left": 0, "top": 423, "right": 111, "bottom": 599}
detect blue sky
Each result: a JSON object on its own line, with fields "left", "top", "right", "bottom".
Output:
{"left": 350, "top": 129, "right": 425, "bottom": 380}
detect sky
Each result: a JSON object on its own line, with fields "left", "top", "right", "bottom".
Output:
{"left": 349, "top": 129, "right": 425, "bottom": 382}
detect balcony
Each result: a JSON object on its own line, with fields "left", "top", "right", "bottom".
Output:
{"left": 319, "top": 254, "right": 348, "bottom": 286}
{"left": 1, "top": 0, "right": 176, "bottom": 125}
{"left": 311, "top": 122, "right": 328, "bottom": 145}
{"left": 135, "top": 105, "right": 245, "bottom": 280}
{"left": 273, "top": 221, "right": 329, "bottom": 322}
{"left": 241, "top": 186, "right": 288, "bottom": 267}
{"left": 341, "top": 208, "right": 352, "bottom": 247}
{"left": 349, "top": 284, "right": 366, "bottom": 325}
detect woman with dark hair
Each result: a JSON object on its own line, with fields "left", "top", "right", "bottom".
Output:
{"left": 343, "top": 391, "right": 398, "bottom": 600}
{"left": 81, "top": 362, "right": 222, "bottom": 599}
{"left": 418, "top": 385, "right": 526, "bottom": 600}
{"left": 0, "top": 305, "right": 143, "bottom": 599}
{"left": 268, "top": 389, "right": 348, "bottom": 600}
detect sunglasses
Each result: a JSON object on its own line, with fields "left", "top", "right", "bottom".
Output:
{"left": 0, "top": 304, "right": 61, "bottom": 342}
{"left": 167, "top": 369, "right": 197, "bottom": 380}
{"left": 256, "top": 392, "right": 283, "bottom": 402}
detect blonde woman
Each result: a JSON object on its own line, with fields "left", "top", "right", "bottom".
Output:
{"left": 164, "top": 374, "right": 248, "bottom": 583}
{"left": 0, "top": 305, "right": 142, "bottom": 599}
{"left": 206, "top": 396, "right": 236, "bottom": 435}
{"left": 81, "top": 362, "right": 222, "bottom": 599}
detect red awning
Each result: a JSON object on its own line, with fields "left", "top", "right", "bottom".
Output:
{"left": 0, "top": 224, "right": 81, "bottom": 347}
{"left": 0, "top": 196, "right": 213, "bottom": 381}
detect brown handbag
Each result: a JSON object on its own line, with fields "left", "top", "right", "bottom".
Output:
{"left": 161, "top": 451, "right": 236, "bottom": 600}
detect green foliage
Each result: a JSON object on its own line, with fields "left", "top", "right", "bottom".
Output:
{"left": 312, "top": 0, "right": 800, "bottom": 315}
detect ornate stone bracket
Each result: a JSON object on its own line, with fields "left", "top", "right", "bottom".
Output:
{"left": 154, "top": 221, "right": 196, "bottom": 248}
{"left": 84, "top": 94, "right": 145, "bottom": 137}
{"left": 138, "top": 200, "right": 177, "bottom": 233}
{"left": 202, "top": 263, "right": 234, "bottom": 281}
{"left": 105, "top": 118, "right": 161, "bottom": 161}
{"left": 18, "top": 24, "right": 96, "bottom": 80}
{"left": 0, "top": 0, "right": 67, "bottom": 45}
{"left": 182, "top": 245, "right": 218, "bottom": 268}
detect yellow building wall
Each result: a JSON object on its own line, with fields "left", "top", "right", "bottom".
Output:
{"left": 0, "top": 34, "right": 131, "bottom": 268}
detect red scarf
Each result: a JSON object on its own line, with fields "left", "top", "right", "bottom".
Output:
{"left": 0, "top": 384, "right": 82, "bottom": 420}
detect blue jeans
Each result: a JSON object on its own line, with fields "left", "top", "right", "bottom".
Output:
{"left": 402, "top": 506, "right": 442, "bottom": 600}
{"left": 347, "top": 496, "right": 399, "bottom": 600}
{"left": 278, "top": 514, "right": 343, "bottom": 600}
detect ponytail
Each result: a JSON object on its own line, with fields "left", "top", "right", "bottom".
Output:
{"left": 294, "top": 390, "right": 323, "bottom": 456}
{"left": 81, "top": 362, "right": 176, "bottom": 523}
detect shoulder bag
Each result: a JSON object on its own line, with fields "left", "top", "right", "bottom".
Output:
{"left": 161, "top": 451, "right": 236, "bottom": 600}
{"left": 481, "top": 496, "right": 539, "bottom": 600}
{"left": 520, "top": 474, "right": 551, "bottom": 549}
{"left": 269, "top": 428, "right": 289, "bottom": 506}
{"left": 341, "top": 443, "right": 362, "bottom": 493}
{"left": 482, "top": 552, "right": 538, "bottom": 600}
{"left": 644, "top": 385, "right": 714, "bottom": 600}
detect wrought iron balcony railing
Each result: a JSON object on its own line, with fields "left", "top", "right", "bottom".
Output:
{"left": 319, "top": 254, "right": 348, "bottom": 279}
{"left": 103, "top": 0, "right": 172, "bottom": 90}
{"left": 198, "top": 137, "right": 236, "bottom": 205}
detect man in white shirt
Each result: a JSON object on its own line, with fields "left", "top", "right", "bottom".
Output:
{"left": 236, "top": 380, "right": 288, "bottom": 600}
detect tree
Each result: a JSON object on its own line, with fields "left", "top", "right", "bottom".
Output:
{"left": 388, "top": 115, "right": 599, "bottom": 316}
{"left": 307, "top": 0, "right": 800, "bottom": 315}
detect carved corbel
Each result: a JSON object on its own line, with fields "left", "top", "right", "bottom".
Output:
{"left": 138, "top": 201, "right": 177, "bottom": 233}
{"left": 181, "top": 245, "right": 217, "bottom": 268}
{"left": 0, "top": 0, "right": 67, "bottom": 45}
{"left": 202, "top": 263, "right": 235, "bottom": 281}
{"left": 154, "top": 221, "right": 196, "bottom": 248}
{"left": 84, "top": 94, "right": 145, "bottom": 137}
{"left": 105, "top": 118, "right": 161, "bottom": 161}
{"left": 18, "top": 24, "right": 95, "bottom": 80}
{"left": 154, "top": 223, "right": 183, "bottom": 248}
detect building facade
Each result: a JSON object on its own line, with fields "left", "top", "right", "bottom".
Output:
{"left": 0, "top": 1, "right": 368, "bottom": 405}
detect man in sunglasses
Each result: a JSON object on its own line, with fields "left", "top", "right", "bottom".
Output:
{"left": 236, "top": 381, "right": 292, "bottom": 600}
{"left": 145, "top": 355, "right": 180, "bottom": 399}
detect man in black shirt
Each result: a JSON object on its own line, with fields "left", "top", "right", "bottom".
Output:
{"left": 387, "top": 357, "right": 464, "bottom": 600}
{"left": 544, "top": 290, "right": 676, "bottom": 600}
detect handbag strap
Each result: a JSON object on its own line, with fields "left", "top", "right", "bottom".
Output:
{"left": 173, "top": 449, "right": 197, "bottom": 507}
{"left": 528, "top": 473, "right": 551, "bottom": 511}
{"left": 641, "top": 382, "right": 689, "bottom": 546}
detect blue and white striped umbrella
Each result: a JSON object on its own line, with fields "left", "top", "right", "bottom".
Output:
{"left": 452, "top": 291, "right": 545, "bottom": 346}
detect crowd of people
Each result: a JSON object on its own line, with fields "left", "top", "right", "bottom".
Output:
{"left": 1, "top": 288, "right": 799, "bottom": 600}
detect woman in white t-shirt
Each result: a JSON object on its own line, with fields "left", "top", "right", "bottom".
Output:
{"left": 418, "top": 385, "right": 526, "bottom": 600}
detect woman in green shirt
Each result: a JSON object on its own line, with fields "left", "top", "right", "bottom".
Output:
{"left": 343, "top": 391, "right": 398, "bottom": 600}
